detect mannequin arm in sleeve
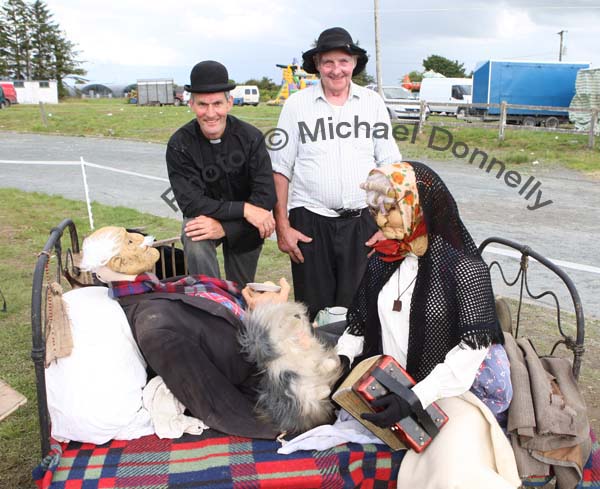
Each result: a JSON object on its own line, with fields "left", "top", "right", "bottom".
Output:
{"left": 411, "top": 343, "right": 489, "bottom": 409}
{"left": 335, "top": 331, "right": 365, "bottom": 364}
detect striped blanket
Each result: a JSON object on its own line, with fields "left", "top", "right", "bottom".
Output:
{"left": 33, "top": 431, "right": 404, "bottom": 488}
{"left": 32, "top": 429, "right": 600, "bottom": 488}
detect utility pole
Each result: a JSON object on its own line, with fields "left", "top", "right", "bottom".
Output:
{"left": 557, "top": 30, "right": 567, "bottom": 61}
{"left": 374, "top": 0, "right": 384, "bottom": 97}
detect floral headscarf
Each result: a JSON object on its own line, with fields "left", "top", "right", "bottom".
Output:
{"left": 362, "top": 162, "right": 427, "bottom": 261}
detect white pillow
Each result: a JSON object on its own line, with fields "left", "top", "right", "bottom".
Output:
{"left": 46, "top": 286, "right": 153, "bottom": 444}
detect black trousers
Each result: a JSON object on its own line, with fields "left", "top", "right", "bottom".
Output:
{"left": 289, "top": 207, "right": 378, "bottom": 321}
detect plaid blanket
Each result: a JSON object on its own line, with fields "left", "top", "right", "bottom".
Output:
{"left": 33, "top": 431, "right": 404, "bottom": 488}
{"left": 579, "top": 429, "right": 600, "bottom": 489}
{"left": 110, "top": 273, "right": 246, "bottom": 319}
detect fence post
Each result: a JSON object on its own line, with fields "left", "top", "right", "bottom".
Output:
{"left": 39, "top": 101, "right": 48, "bottom": 127}
{"left": 589, "top": 109, "right": 598, "bottom": 149}
{"left": 498, "top": 101, "right": 507, "bottom": 141}
{"left": 418, "top": 99, "right": 427, "bottom": 134}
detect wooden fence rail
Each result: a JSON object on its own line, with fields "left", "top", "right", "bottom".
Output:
{"left": 385, "top": 99, "right": 599, "bottom": 148}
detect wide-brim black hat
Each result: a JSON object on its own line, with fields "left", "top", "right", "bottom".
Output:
{"left": 184, "top": 60, "right": 236, "bottom": 93}
{"left": 302, "top": 27, "right": 368, "bottom": 77}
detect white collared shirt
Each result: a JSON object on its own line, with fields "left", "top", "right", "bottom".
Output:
{"left": 270, "top": 81, "right": 402, "bottom": 217}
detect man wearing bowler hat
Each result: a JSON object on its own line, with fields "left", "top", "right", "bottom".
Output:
{"left": 167, "top": 60, "right": 276, "bottom": 286}
{"left": 270, "top": 27, "right": 402, "bottom": 320}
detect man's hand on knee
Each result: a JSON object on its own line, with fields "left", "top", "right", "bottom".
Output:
{"left": 243, "top": 203, "right": 276, "bottom": 239}
{"left": 184, "top": 216, "right": 225, "bottom": 241}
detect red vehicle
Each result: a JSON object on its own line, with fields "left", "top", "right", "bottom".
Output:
{"left": 0, "top": 82, "right": 18, "bottom": 106}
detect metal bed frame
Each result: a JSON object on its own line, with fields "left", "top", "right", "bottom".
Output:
{"left": 31, "top": 221, "right": 586, "bottom": 459}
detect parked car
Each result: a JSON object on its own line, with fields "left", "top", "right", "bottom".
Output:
{"left": 0, "top": 81, "right": 17, "bottom": 106}
{"left": 368, "top": 85, "right": 429, "bottom": 121}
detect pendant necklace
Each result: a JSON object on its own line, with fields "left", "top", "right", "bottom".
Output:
{"left": 393, "top": 272, "right": 417, "bottom": 312}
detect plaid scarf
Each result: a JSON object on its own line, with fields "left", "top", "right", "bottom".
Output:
{"left": 109, "top": 273, "right": 246, "bottom": 319}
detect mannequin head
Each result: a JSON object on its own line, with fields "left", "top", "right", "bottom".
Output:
{"left": 361, "top": 162, "right": 428, "bottom": 255}
{"left": 240, "top": 301, "right": 342, "bottom": 433}
{"left": 80, "top": 226, "right": 160, "bottom": 281}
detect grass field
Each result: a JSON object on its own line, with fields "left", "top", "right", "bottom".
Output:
{"left": 0, "top": 188, "right": 598, "bottom": 488}
{"left": 0, "top": 98, "right": 598, "bottom": 172}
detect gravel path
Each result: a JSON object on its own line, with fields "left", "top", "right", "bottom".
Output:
{"left": 1, "top": 132, "right": 598, "bottom": 319}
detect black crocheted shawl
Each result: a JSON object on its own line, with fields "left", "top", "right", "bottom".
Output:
{"left": 347, "top": 161, "right": 504, "bottom": 382}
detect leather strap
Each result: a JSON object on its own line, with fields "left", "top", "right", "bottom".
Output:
{"left": 372, "top": 368, "right": 440, "bottom": 438}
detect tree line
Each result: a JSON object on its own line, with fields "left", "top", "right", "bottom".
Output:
{"left": 406, "top": 55, "right": 467, "bottom": 82}
{"left": 0, "top": 0, "right": 85, "bottom": 97}
{"left": 237, "top": 54, "right": 465, "bottom": 101}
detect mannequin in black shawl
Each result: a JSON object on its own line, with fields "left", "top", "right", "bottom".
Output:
{"left": 336, "top": 161, "right": 511, "bottom": 428}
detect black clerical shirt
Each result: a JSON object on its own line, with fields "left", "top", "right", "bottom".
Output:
{"left": 166, "top": 115, "right": 276, "bottom": 251}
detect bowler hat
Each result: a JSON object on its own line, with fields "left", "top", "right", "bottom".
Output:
{"left": 302, "top": 27, "right": 368, "bottom": 76}
{"left": 184, "top": 60, "right": 236, "bottom": 93}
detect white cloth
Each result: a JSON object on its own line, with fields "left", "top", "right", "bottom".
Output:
{"left": 378, "top": 254, "right": 419, "bottom": 368}
{"left": 411, "top": 343, "right": 488, "bottom": 408}
{"left": 336, "top": 255, "right": 489, "bottom": 408}
{"left": 398, "top": 392, "right": 520, "bottom": 489}
{"left": 142, "top": 376, "right": 207, "bottom": 439}
{"left": 270, "top": 81, "right": 401, "bottom": 216}
{"left": 46, "top": 286, "right": 153, "bottom": 444}
{"left": 277, "top": 409, "right": 384, "bottom": 454}
{"left": 279, "top": 395, "right": 519, "bottom": 488}
{"left": 335, "top": 330, "right": 364, "bottom": 362}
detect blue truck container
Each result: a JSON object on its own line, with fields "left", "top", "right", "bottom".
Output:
{"left": 471, "top": 60, "right": 589, "bottom": 127}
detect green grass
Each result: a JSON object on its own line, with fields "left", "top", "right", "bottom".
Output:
{"left": 397, "top": 122, "right": 600, "bottom": 172}
{"left": 0, "top": 188, "right": 598, "bottom": 487}
{"left": 0, "top": 98, "right": 279, "bottom": 143}
{"left": 0, "top": 98, "right": 598, "bottom": 172}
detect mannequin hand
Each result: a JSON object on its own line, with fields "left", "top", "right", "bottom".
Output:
{"left": 365, "top": 230, "right": 385, "bottom": 257}
{"left": 365, "top": 230, "right": 385, "bottom": 248}
{"left": 361, "top": 393, "right": 412, "bottom": 428}
{"left": 242, "top": 278, "right": 290, "bottom": 310}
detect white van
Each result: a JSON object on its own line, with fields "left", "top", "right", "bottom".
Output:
{"left": 419, "top": 78, "right": 472, "bottom": 115}
{"left": 230, "top": 85, "right": 260, "bottom": 106}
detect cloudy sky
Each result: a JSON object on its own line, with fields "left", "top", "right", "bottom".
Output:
{"left": 45, "top": 0, "right": 600, "bottom": 86}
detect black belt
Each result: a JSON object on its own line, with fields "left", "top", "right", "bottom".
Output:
{"left": 335, "top": 208, "right": 363, "bottom": 218}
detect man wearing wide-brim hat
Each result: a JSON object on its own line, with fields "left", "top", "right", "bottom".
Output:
{"left": 269, "top": 27, "right": 402, "bottom": 320}
{"left": 166, "top": 60, "right": 276, "bottom": 286}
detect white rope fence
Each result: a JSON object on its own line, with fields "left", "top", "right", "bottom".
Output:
{"left": 0, "top": 158, "right": 169, "bottom": 230}
{"left": 1, "top": 158, "right": 598, "bottom": 276}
